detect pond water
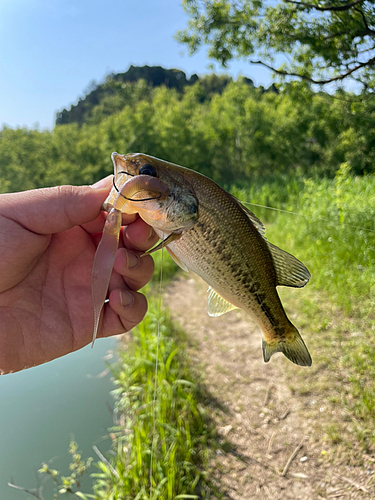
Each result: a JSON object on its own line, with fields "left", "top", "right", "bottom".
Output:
{"left": 0, "top": 337, "right": 118, "bottom": 499}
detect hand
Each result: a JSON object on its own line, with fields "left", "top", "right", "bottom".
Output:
{"left": 0, "top": 178, "right": 159, "bottom": 374}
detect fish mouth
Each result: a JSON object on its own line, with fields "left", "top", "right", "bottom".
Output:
{"left": 104, "top": 152, "right": 198, "bottom": 231}
{"left": 112, "top": 175, "right": 168, "bottom": 202}
{"left": 111, "top": 152, "right": 129, "bottom": 173}
{"left": 102, "top": 173, "right": 170, "bottom": 212}
{"left": 110, "top": 152, "right": 171, "bottom": 203}
{"left": 119, "top": 175, "right": 170, "bottom": 202}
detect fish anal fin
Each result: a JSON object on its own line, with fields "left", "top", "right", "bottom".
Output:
{"left": 267, "top": 242, "right": 311, "bottom": 288}
{"left": 166, "top": 247, "right": 189, "bottom": 272}
{"left": 262, "top": 328, "right": 312, "bottom": 367}
{"left": 207, "top": 287, "right": 238, "bottom": 317}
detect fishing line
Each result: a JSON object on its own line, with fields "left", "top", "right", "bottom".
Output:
{"left": 150, "top": 241, "right": 164, "bottom": 493}
{"left": 117, "top": 170, "right": 134, "bottom": 177}
{"left": 112, "top": 176, "right": 162, "bottom": 202}
{"left": 240, "top": 200, "right": 375, "bottom": 234}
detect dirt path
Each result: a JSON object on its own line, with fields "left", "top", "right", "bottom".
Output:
{"left": 165, "top": 275, "right": 374, "bottom": 500}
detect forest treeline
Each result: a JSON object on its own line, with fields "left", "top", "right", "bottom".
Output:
{"left": 55, "top": 65, "right": 255, "bottom": 126}
{"left": 1, "top": 68, "right": 375, "bottom": 193}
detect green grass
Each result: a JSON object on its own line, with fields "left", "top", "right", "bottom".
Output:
{"left": 38, "top": 251, "right": 218, "bottom": 499}
{"left": 232, "top": 167, "right": 375, "bottom": 315}
{"left": 89, "top": 284, "right": 217, "bottom": 499}
{"left": 149, "top": 250, "right": 179, "bottom": 287}
{"left": 234, "top": 169, "right": 375, "bottom": 459}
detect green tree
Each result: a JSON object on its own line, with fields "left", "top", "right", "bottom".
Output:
{"left": 0, "top": 127, "right": 53, "bottom": 192}
{"left": 178, "top": 0, "right": 375, "bottom": 91}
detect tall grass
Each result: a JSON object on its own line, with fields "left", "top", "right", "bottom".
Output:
{"left": 234, "top": 169, "right": 375, "bottom": 450}
{"left": 91, "top": 286, "right": 216, "bottom": 499}
{"left": 233, "top": 166, "right": 375, "bottom": 314}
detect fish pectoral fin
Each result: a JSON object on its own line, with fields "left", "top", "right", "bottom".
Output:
{"left": 143, "top": 232, "right": 189, "bottom": 272}
{"left": 166, "top": 247, "right": 189, "bottom": 272}
{"left": 267, "top": 242, "right": 311, "bottom": 288}
{"left": 143, "top": 232, "right": 182, "bottom": 256}
{"left": 262, "top": 327, "right": 312, "bottom": 367}
{"left": 207, "top": 287, "right": 238, "bottom": 317}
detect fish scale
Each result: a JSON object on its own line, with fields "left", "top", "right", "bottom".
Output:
{"left": 167, "top": 182, "right": 287, "bottom": 338}
{"left": 94, "top": 152, "right": 312, "bottom": 367}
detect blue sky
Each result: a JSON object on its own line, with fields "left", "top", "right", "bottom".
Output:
{"left": 0, "top": 0, "right": 272, "bottom": 129}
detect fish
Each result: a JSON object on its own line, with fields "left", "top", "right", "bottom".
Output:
{"left": 91, "top": 152, "right": 312, "bottom": 367}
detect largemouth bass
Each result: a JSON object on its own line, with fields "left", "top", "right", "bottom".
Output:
{"left": 92, "top": 153, "right": 312, "bottom": 367}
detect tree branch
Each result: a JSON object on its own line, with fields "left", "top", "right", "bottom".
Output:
{"left": 284, "top": 0, "right": 365, "bottom": 12}
{"left": 353, "top": 7, "right": 375, "bottom": 35}
{"left": 249, "top": 56, "right": 375, "bottom": 84}
{"left": 323, "top": 28, "right": 370, "bottom": 39}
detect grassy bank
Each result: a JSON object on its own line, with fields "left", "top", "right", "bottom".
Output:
{"left": 37, "top": 250, "right": 219, "bottom": 499}
{"left": 89, "top": 252, "right": 217, "bottom": 499}
{"left": 233, "top": 169, "right": 375, "bottom": 459}
{"left": 233, "top": 166, "right": 375, "bottom": 314}
{"left": 91, "top": 302, "right": 214, "bottom": 499}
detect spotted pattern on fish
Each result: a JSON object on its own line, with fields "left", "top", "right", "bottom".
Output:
{"left": 166, "top": 187, "right": 290, "bottom": 342}
{"left": 102, "top": 153, "right": 312, "bottom": 366}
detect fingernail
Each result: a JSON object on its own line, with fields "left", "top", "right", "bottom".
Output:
{"left": 127, "top": 250, "right": 139, "bottom": 269}
{"left": 119, "top": 291, "right": 134, "bottom": 307}
{"left": 148, "top": 227, "right": 155, "bottom": 240}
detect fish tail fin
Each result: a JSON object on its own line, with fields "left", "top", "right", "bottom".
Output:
{"left": 262, "top": 326, "right": 312, "bottom": 367}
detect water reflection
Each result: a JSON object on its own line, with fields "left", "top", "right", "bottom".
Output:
{"left": 0, "top": 337, "right": 118, "bottom": 499}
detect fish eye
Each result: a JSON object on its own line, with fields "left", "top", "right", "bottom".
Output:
{"left": 139, "top": 164, "right": 157, "bottom": 177}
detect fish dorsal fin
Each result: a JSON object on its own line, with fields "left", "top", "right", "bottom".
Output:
{"left": 267, "top": 242, "right": 311, "bottom": 288}
{"left": 232, "top": 196, "right": 267, "bottom": 238}
{"left": 166, "top": 247, "right": 189, "bottom": 272}
{"left": 234, "top": 196, "right": 310, "bottom": 288}
{"left": 241, "top": 206, "right": 266, "bottom": 237}
{"left": 234, "top": 196, "right": 309, "bottom": 288}
{"left": 207, "top": 287, "right": 238, "bottom": 317}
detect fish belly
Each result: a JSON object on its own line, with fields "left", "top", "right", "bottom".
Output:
{"left": 166, "top": 207, "right": 290, "bottom": 342}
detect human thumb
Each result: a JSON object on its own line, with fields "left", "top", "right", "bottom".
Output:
{"left": 0, "top": 178, "right": 112, "bottom": 235}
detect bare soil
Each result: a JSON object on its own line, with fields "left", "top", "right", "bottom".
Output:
{"left": 165, "top": 275, "right": 375, "bottom": 500}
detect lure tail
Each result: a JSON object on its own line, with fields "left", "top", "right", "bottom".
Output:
{"left": 262, "top": 325, "right": 312, "bottom": 367}
{"left": 91, "top": 208, "right": 121, "bottom": 346}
